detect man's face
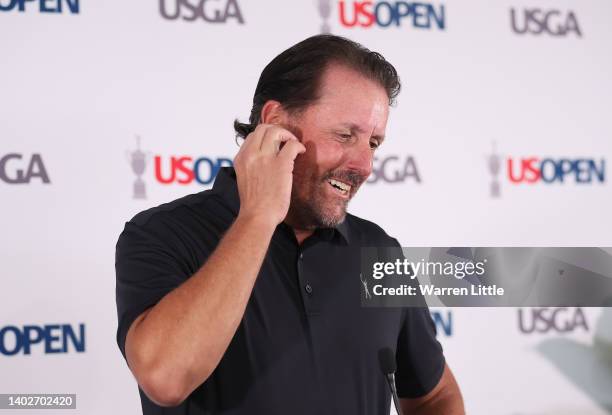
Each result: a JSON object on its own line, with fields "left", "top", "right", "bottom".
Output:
{"left": 286, "top": 64, "right": 390, "bottom": 229}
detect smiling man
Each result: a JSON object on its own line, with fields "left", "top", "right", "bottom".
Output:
{"left": 116, "top": 35, "right": 464, "bottom": 414}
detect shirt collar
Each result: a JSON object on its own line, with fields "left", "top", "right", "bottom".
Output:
{"left": 213, "top": 167, "right": 351, "bottom": 245}
{"left": 335, "top": 219, "right": 351, "bottom": 244}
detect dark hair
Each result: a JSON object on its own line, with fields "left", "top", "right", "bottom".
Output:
{"left": 233, "top": 34, "right": 401, "bottom": 139}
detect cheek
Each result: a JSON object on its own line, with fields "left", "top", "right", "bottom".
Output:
{"left": 303, "top": 138, "right": 344, "bottom": 171}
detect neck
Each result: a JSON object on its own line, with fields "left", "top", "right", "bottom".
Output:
{"left": 283, "top": 211, "right": 315, "bottom": 245}
{"left": 284, "top": 218, "right": 314, "bottom": 244}
{"left": 292, "top": 228, "right": 314, "bottom": 245}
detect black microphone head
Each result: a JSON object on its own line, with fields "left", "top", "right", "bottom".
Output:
{"left": 378, "top": 347, "right": 396, "bottom": 375}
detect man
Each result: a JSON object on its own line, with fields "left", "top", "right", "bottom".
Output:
{"left": 116, "top": 35, "right": 464, "bottom": 414}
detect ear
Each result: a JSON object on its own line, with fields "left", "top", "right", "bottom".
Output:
{"left": 260, "top": 100, "right": 288, "bottom": 125}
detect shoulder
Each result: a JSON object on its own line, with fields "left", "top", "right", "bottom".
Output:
{"left": 126, "top": 190, "right": 233, "bottom": 229}
{"left": 343, "top": 213, "right": 400, "bottom": 247}
{"left": 117, "top": 189, "right": 235, "bottom": 254}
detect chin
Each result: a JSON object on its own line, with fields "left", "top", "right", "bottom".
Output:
{"left": 316, "top": 205, "right": 347, "bottom": 228}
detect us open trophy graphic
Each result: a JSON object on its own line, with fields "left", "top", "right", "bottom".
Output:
{"left": 487, "top": 141, "right": 501, "bottom": 198}
{"left": 127, "top": 135, "right": 148, "bottom": 199}
{"left": 318, "top": 0, "right": 332, "bottom": 33}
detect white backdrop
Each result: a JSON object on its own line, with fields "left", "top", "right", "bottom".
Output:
{"left": 1, "top": 0, "right": 611, "bottom": 414}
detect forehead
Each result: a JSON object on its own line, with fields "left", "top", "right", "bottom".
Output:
{"left": 308, "top": 64, "right": 389, "bottom": 132}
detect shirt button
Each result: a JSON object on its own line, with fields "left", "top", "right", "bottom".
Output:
{"left": 299, "top": 253, "right": 304, "bottom": 260}
{"left": 305, "top": 283, "right": 313, "bottom": 294}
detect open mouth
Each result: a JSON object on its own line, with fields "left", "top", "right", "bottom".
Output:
{"left": 327, "top": 178, "right": 352, "bottom": 197}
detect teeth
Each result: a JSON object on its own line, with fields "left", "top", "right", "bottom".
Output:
{"left": 328, "top": 179, "right": 351, "bottom": 193}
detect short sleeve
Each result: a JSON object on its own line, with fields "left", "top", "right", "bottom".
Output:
{"left": 114, "top": 219, "right": 192, "bottom": 361}
{"left": 395, "top": 307, "right": 446, "bottom": 398}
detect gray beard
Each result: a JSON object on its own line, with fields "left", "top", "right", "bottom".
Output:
{"left": 288, "top": 187, "right": 348, "bottom": 230}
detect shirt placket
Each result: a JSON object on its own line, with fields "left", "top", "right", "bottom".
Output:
{"left": 296, "top": 247, "right": 321, "bottom": 316}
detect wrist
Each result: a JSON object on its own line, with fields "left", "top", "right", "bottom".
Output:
{"left": 235, "top": 211, "right": 278, "bottom": 235}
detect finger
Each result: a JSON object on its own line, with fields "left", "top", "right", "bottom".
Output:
{"left": 276, "top": 139, "right": 306, "bottom": 167}
{"left": 240, "top": 124, "right": 271, "bottom": 154}
{"left": 260, "top": 126, "right": 298, "bottom": 155}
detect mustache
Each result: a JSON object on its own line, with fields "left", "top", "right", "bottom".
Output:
{"left": 322, "top": 170, "right": 367, "bottom": 188}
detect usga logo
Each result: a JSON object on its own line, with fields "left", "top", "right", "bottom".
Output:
{"left": 317, "top": 0, "right": 445, "bottom": 33}
{"left": 367, "top": 155, "right": 421, "bottom": 184}
{"left": 518, "top": 308, "right": 588, "bottom": 334}
{"left": 510, "top": 8, "right": 581, "bottom": 37}
{"left": 0, "top": 153, "right": 50, "bottom": 184}
{"left": 159, "top": 0, "right": 244, "bottom": 23}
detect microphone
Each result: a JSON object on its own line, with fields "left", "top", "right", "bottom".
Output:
{"left": 379, "top": 347, "right": 403, "bottom": 415}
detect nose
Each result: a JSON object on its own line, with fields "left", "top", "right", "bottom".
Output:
{"left": 345, "top": 137, "right": 373, "bottom": 179}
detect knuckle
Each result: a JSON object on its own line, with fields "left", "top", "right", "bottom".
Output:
{"left": 273, "top": 125, "right": 290, "bottom": 137}
{"left": 267, "top": 125, "right": 281, "bottom": 136}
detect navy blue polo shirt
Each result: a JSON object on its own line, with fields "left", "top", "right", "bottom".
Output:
{"left": 115, "top": 167, "right": 445, "bottom": 415}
